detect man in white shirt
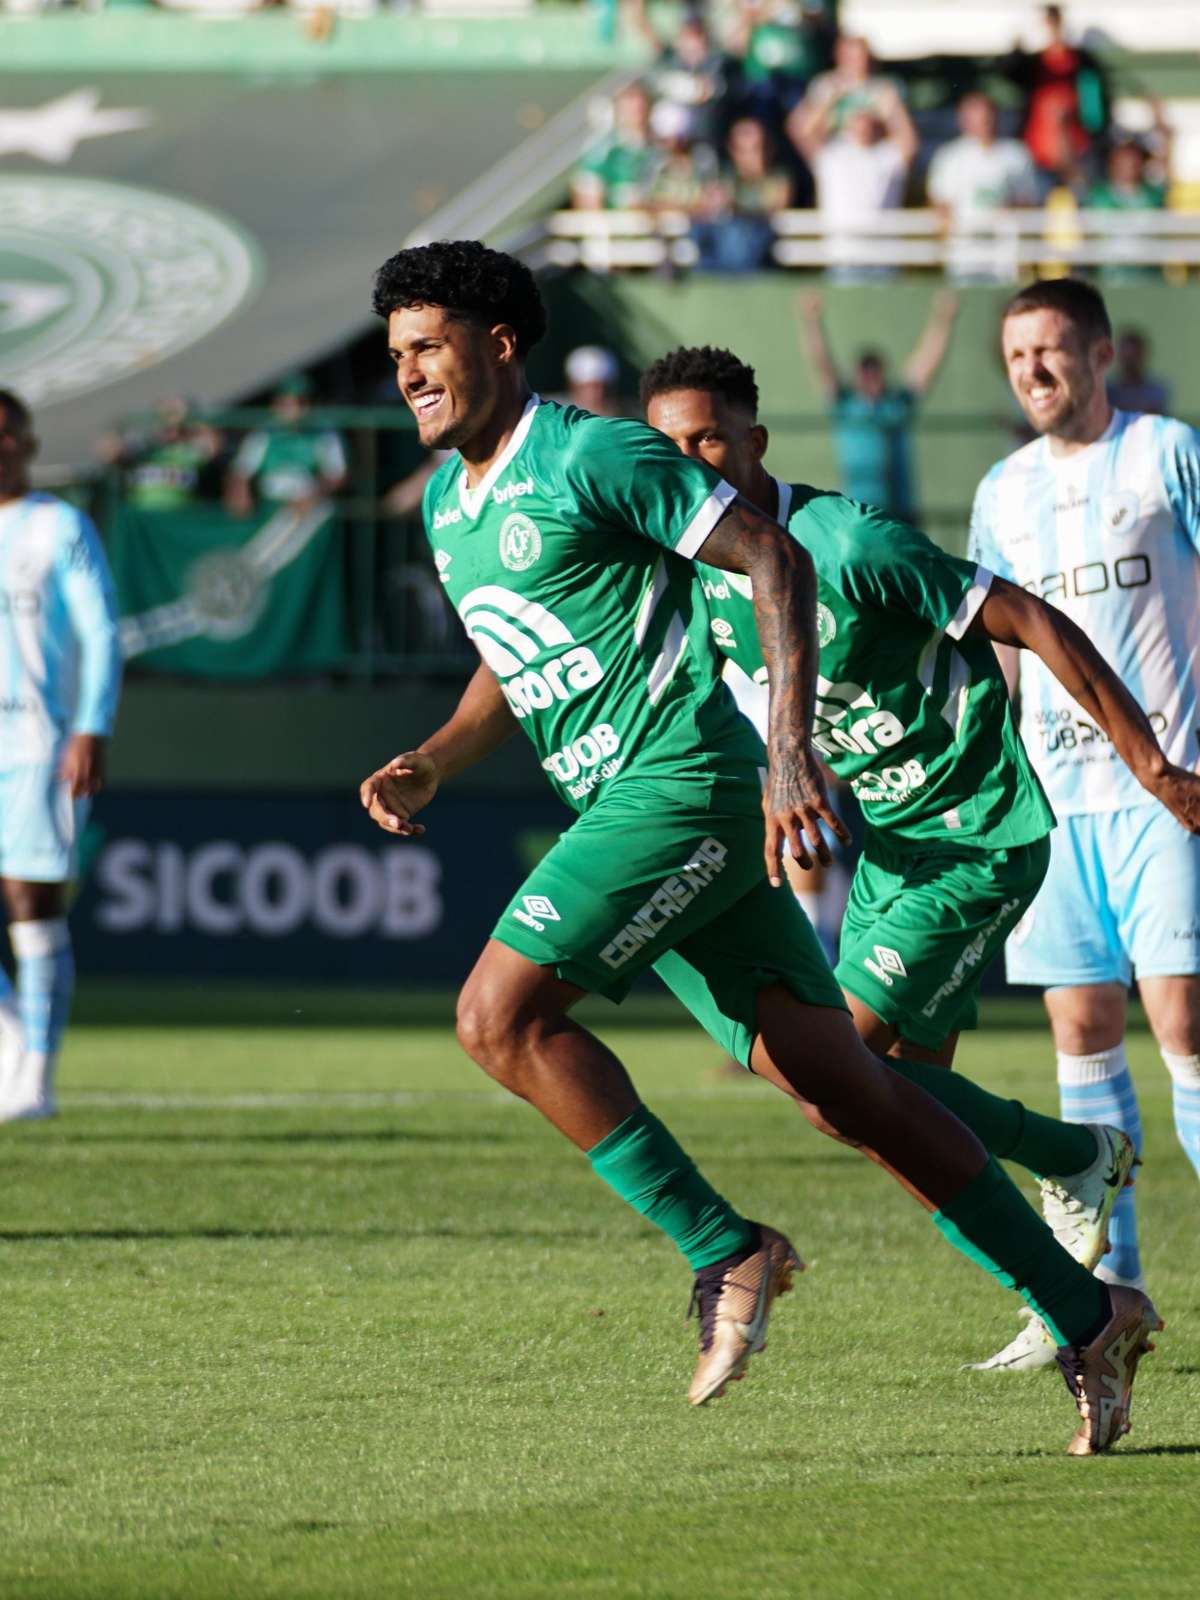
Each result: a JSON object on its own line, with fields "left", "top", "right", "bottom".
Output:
{"left": 792, "top": 103, "right": 916, "bottom": 280}
{"left": 928, "top": 93, "right": 1040, "bottom": 281}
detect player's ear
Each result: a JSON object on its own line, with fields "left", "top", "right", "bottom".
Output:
{"left": 750, "top": 424, "right": 769, "bottom": 463}
{"left": 491, "top": 323, "right": 520, "bottom": 368}
{"left": 1094, "top": 336, "right": 1115, "bottom": 375}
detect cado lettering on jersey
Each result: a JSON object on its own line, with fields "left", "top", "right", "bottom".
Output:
{"left": 458, "top": 585, "right": 606, "bottom": 720}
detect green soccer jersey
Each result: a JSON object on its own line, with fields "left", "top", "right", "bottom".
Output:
{"left": 423, "top": 397, "right": 765, "bottom": 813}
{"left": 698, "top": 478, "right": 1054, "bottom": 851}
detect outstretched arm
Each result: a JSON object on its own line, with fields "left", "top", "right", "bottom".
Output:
{"left": 902, "top": 289, "right": 960, "bottom": 396}
{"left": 360, "top": 662, "right": 519, "bottom": 836}
{"left": 695, "top": 499, "right": 851, "bottom": 881}
{"left": 973, "top": 578, "right": 1200, "bottom": 833}
{"left": 796, "top": 292, "right": 841, "bottom": 404}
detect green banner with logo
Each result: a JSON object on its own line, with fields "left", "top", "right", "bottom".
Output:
{"left": 110, "top": 503, "right": 346, "bottom": 679}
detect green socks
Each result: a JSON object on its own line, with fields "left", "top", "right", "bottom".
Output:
{"left": 587, "top": 1104, "right": 756, "bottom": 1271}
{"left": 887, "top": 1058, "right": 1097, "bottom": 1179}
{"left": 933, "top": 1159, "right": 1108, "bottom": 1346}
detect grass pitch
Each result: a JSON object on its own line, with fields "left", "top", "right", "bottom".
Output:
{"left": 1, "top": 986, "right": 1197, "bottom": 1599}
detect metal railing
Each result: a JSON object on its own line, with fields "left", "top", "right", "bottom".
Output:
{"left": 541, "top": 206, "right": 1200, "bottom": 277}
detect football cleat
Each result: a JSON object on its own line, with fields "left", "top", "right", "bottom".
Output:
{"left": 963, "top": 1307, "right": 1057, "bottom": 1372}
{"left": 964, "top": 1125, "right": 1136, "bottom": 1374}
{"left": 686, "top": 1223, "right": 803, "bottom": 1406}
{"left": 1056, "top": 1285, "right": 1163, "bottom": 1455}
{"left": 1039, "top": 1124, "right": 1137, "bottom": 1270}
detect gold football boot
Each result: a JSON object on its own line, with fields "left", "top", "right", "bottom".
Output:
{"left": 1056, "top": 1285, "right": 1163, "bottom": 1455}
{"left": 686, "top": 1224, "right": 803, "bottom": 1406}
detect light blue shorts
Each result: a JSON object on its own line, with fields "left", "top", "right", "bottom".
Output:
{"left": 0, "top": 762, "right": 89, "bottom": 883}
{"left": 1005, "top": 806, "right": 1200, "bottom": 988}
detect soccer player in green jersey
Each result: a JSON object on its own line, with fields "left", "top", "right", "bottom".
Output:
{"left": 361, "top": 241, "right": 1163, "bottom": 1453}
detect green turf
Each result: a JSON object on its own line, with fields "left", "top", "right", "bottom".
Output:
{"left": 1, "top": 989, "right": 1197, "bottom": 1599}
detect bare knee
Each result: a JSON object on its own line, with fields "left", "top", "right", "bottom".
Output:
{"left": 1044, "top": 983, "right": 1126, "bottom": 1056}
{"left": 1139, "top": 976, "right": 1200, "bottom": 1057}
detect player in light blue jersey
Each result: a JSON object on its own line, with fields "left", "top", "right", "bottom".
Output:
{"left": 0, "top": 391, "right": 122, "bottom": 1121}
{"left": 970, "top": 278, "right": 1200, "bottom": 1369}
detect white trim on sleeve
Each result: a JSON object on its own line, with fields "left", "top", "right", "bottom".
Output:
{"left": 673, "top": 479, "right": 738, "bottom": 559}
{"left": 945, "top": 565, "right": 994, "bottom": 640}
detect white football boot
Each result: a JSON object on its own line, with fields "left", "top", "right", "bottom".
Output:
{"left": 966, "top": 1125, "right": 1137, "bottom": 1373}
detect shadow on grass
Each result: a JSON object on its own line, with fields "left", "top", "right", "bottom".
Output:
{"left": 1119, "top": 1443, "right": 1200, "bottom": 1456}
{"left": 36, "top": 1127, "right": 512, "bottom": 1147}
{"left": 0, "top": 1225, "right": 601, "bottom": 1244}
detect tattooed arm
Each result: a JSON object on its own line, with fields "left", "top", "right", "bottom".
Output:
{"left": 695, "top": 497, "right": 851, "bottom": 883}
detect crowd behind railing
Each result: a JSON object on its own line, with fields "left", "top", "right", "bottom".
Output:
{"left": 558, "top": 0, "right": 1188, "bottom": 279}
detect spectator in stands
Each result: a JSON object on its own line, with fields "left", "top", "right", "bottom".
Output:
{"left": 797, "top": 289, "right": 960, "bottom": 522}
{"left": 571, "top": 82, "right": 658, "bottom": 211}
{"left": 646, "top": 100, "right": 720, "bottom": 215}
{"left": 225, "top": 375, "right": 347, "bottom": 516}
{"left": 1107, "top": 328, "right": 1171, "bottom": 415}
{"left": 926, "top": 92, "right": 1040, "bottom": 281}
{"left": 1004, "top": 4, "right": 1109, "bottom": 191}
{"left": 691, "top": 117, "right": 792, "bottom": 274}
{"left": 563, "top": 345, "right": 626, "bottom": 417}
{"left": 625, "top": 0, "right": 729, "bottom": 145}
{"left": 96, "top": 396, "right": 221, "bottom": 512}
{"left": 788, "top": 31, "right": 910, "bottom": 148}
{"left": 728, "top": 0, "right": 835, "bottom": 124}
{"left": 791, "top": 101, "right": 916, "bottom": 281}
{"left": 1086, "top": 129, "right": 1171, "bottom": 281}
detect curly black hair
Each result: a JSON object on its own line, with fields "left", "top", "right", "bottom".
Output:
{"left": 0, "top": 389, "right": 32, "bottom": 431}
{"left": 639, "top": 346, "right": 759, "bottom": 418}
{"left": 371, "top": 240, "right": 547, "bottom": 357}
{"left": 1003, "top": 277, "right": 1112, "bottom": 345}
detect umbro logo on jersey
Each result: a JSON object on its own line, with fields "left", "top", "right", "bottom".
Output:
{"left": 498, "top": 513, "right": 542, "bottom": 573}
{"left": 864, "top": 945, "right": 907, "bottom": 987}
{"left": 711, "top": 618, "right": 735, "bottom": 642}
{"left": 512, "top": 893, "right": 560, "bottom": 933}
{"left": 433, "top": 549, "right": 453, "bottom": 583}
{"left": 493, "top": 476, "right": 534, "bottom": 506}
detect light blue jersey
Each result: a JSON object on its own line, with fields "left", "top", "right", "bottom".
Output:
{"left": 0, "top": 493, "right": 122, "bottom": 771}
{"left": 969, "top": 410, "right": 1200, "bottom": 815}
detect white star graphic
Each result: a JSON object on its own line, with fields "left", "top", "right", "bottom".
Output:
{"left": 0, "top": 88, "right": 152, "bottom": 164}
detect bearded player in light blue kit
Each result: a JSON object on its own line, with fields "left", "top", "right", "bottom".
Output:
{"left": 0, "top": 391, "right": 122, "bottom": 1121}
{"left": 970, "top": 278, "right": 1200, "bottom": 1369}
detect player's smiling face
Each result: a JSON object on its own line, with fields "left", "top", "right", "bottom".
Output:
{"left": 388, "top": 303, "right": 505, "bottom": 451}
{"left": 1002, "top": 308, "right": 1112, "bottom": 443}
{"left": 646, "top": 388, "right": 766, "bottom": 501}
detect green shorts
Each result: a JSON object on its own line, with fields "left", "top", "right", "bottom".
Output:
{"left": 494, "top": 782, "right": 846, "bottom": 1066}
{"left": 835, "top": 829, "right": 1051, "bottom": 1049}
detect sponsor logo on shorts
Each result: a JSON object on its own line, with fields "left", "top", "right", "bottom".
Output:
{"left": 864, "top": 944, "right": 907, "bottom": 987}
{"left": 919, "top": 898, "right": 1023, "bottom": 1019}
{"left": 512, "top": 893, "right": 560, "bottom": 933}
{"left": 598, "top": 838, "right": 728, "bottom": 971}
{"left": 498, "top": 513, "right": 542, "bottom": 572}
{"left": 1172, "top": 921, "right": 1200, "bottom": 942}
{"left": 816, "top": 603, "right": 837, "bottom": 646}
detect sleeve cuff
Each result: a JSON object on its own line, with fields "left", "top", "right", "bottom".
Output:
{"left": 945, "top": 565, "right": 994, "bottom": 640}
{"left": 673, "top": 480, "right": 738, "bottom": 560}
